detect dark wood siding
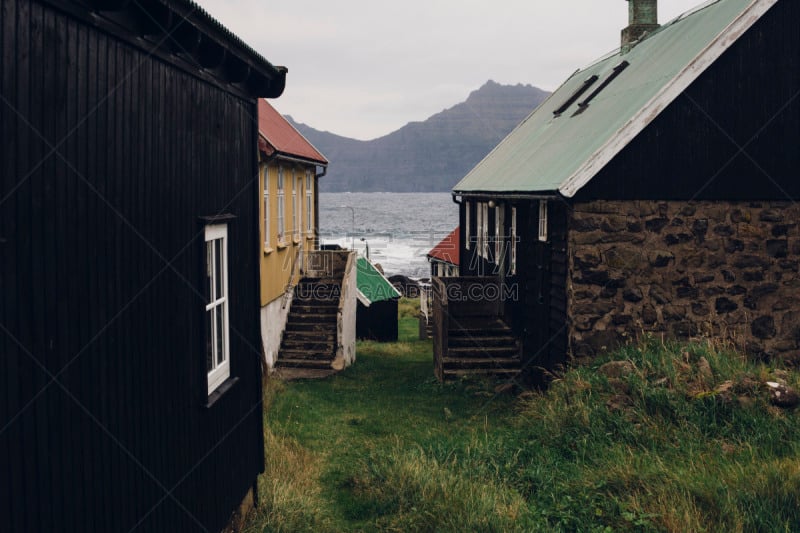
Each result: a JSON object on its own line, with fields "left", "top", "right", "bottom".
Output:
{"left": 1, "top": 2, "right": 264, "bottom": 531}
{"left": 517, "top": 200, "right": 568, "bottom": 387}
{"left": 575, "top": 0, "right": 800, "bottom": 202}
{"left": 357, "top": 299, "right": 399, "bottom": 342}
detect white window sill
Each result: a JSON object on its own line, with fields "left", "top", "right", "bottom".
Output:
{"left": 205, "top": 376, "right": 239, "bottom": 408}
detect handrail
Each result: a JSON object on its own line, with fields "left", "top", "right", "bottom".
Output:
{"left": 281, "top": 244, "right": 302, "bottom": 310}
{"left": 333, "top": 250, "right": 357, "bottom": 370}
{"left": 431, "top": 276, "right": 449, "bottom": 381}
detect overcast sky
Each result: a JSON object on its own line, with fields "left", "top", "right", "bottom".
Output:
{"left": 202, "top": 0, "right": 705, "bottom": 140}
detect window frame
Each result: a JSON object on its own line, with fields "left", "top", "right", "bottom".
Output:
{"left": 305, "top": 170, "right": 313, "bottom": 236}
{"left": 291, "top": 169, "right": 298, "bottom": 242}
{"left": 464, "top": 200, "right": 471, "bottom": 251}
{"left": 538, "top": 200, "right": 548, "bottom": 242}
{"left": 495, "top": 204, "right": 504, "bottom": 263}
{"left": 263, "top": 166, "right": 270, "bottom": 251}
{"left": 480, "top": 202, "right": 489, "bottom": 259}
{"left": 511, "top": 206, "right": 517, "bottom": 274}
{"left": 205, "top": 224, "right": 230, "bottom": 395}
{"left": 277, "top": 166, "right": 285, "bottom": 245}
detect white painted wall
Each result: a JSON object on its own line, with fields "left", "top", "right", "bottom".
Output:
{"left": 260, "top": 291, "right": 293, "bottom": 370}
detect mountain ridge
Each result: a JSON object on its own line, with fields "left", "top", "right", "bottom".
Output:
{"left": 287, "top": 80, "right": 550, "bottom": 192}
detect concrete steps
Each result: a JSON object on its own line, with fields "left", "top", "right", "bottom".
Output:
{"left": 275, "top": 277, "right": 341, "bottom": 378}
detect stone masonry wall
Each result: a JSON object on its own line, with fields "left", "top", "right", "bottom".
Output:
{"left": 568, "top": 201, "right": 800, "bottom": 364}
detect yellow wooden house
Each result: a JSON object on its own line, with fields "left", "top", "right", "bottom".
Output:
{"left": 257, "top": 99, "right": 328, "bottom": 369}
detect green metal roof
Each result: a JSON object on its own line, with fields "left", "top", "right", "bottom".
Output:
{"left": 356, "top": 257, "right": 401, "bottom": 305}
{"left": 453, "top": 0, "right": 774, "bottom": 197}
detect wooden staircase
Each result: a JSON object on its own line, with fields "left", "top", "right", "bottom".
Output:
{"left": 275, "top": 278, "right": 341, "bottom": 379}
{"left": 441, "top": 317, "right": 521, "bottom": 380}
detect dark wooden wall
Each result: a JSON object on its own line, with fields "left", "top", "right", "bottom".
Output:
{"left": 516, "top": 201, "right": 568, "bottom": 387}
{"left": 357, "top": 300, "right": 399, "bottom": 342}
{"left": 576, "top": 0, "right": 800, "bottom": 202}
{"left": 1, "top": 1, "right": 264, "bottom": 531}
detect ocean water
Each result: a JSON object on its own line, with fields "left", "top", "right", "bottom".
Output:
{"left": 319, "top": 192, "right": 458, "bottom": 278}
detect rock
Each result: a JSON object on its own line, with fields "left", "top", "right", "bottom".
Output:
{"left": 772, "top": 224, "right": 795, "bottom": 237}
{"left": 648, "top": 250, "right": 675, "bottom": 267}
{"left": 759, "top": 209, "right": 784, "bottom": 223}
{"left": 572, "top": 216, "right": 600, "bottom": 232}
{"left": 601, "top": 216, "right": 628, "bottom": 233}
{"left": 697, "top": 357, "right": 713, "bottom": 381}
{"left": 607, "top": 378, "right": 631, "bottom": 393}
{"left": 715, "top": 297, "right": 739, "bottom": 314}
{"left": 721, "top": 270, "right": 736, "bottom": 282}
{"left": 713, "top": 224, "right": 734, "bottom": 236}
{"left": 623, "top": 287, "right": 643, "bottom": 303}
{"left": 743, "top": 270, "right": 765, "bottom": 282}
{"left": 606, "top": 393, "right": 634, "bottom": 412}
{"left": 604, "top": 247, "right": 643, "bottom": 269}
{"left": 641, "top": 305, "right": 658, "bottom": 325}
{"left": 724, "top": 239, "right": 745, "bottom": 253}
{"left": 691, "top": 219, "right": 709, "bottom": 239}
{"left": 574, "top": 252, "right": 602, "bottom": 269}
{"left": 727, "top": 285, "right": 747, "bottom": 296}
{"left": 767, "top": 239, "right": 788, "bottom": 258}
{"left": 765, "top": 382, "right": 799, "bottom": 408}
{"left": 649, "top": 285, "right": 671, "bottom": 305}
{"left": 598, "top": 360, "right": 636, "bottom": 379}
{"left": 664, "top": 233, "right": 693, "bottom": 246}
{"left": 645, "top": 217, "right": 669, "bottom": 233}
{"left": 730, "top": 209, "right": 749, "bottom": 223}
{"left": 733, "top": 255, "right": 771, "bottom": 270}
{"left": 751, "top": 316, "right": 777, "bottom": 339}
{"left": 676, "top": 286, "right": 699, "bottom": 299}
{"left": 692, "top": 301, "right": 710, "bottom": 316}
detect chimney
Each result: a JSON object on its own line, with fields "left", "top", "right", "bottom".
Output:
{"left": 621, "top": 0, "right": 659, "bottom": 48}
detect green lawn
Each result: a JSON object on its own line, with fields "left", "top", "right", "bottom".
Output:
{"left": 244, "top": 299, "right": 800, "bottom": 532}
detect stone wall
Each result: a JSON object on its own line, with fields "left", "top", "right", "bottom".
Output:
{"left": 568, "top": 200, "right": 800, "bottom": 363}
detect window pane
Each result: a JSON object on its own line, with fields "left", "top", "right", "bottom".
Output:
{"left": 216, "top": 306, "right": 225, "bottom": 365}
{"left": 215, "top": 239, "right": 224, "bottom": 299}
{"left": 206, "top": 309, "right": 213, "bottom": 372}
{"left": 207, "top": 240, "right": 214, "bottom": 302}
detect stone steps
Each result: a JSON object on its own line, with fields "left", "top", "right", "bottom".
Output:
{"left": 276, "top": 277, "right": 341, "bottom": 375}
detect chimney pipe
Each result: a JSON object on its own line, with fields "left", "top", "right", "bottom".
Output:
{"left": 621, "top": 0, "right": 659, "bottom": 48}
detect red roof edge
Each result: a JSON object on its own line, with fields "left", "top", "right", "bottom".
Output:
{"left": 427, "top": 227, "right": 460, "bottom": 266}
{"left": 258, "top": 99, "right": 328, "bottom": 165}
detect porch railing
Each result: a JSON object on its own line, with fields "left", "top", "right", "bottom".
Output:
{"left": 431, "top": 277, "right": 448, "bottom": 381}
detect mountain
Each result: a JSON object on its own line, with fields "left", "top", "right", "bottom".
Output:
{"left": 288, "top": 80, "right": 550, "bottom": 192}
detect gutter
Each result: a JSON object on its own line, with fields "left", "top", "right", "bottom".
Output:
{"left": 452, "top": 191, "right": 562, "bottom": 201}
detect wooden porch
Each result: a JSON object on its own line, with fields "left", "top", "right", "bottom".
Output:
{"left": 431, "top": 276, "right": 522, "bottom": 381}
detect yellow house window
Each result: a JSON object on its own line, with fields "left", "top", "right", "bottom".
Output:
{"left": 306, "top": 170, "right": 313, "bottom": 236}
{"left": 277, "top": 166, "right": 285, "bottom": 244}
{"left": 263, "top": 166, "right": 270, "bottom": 250}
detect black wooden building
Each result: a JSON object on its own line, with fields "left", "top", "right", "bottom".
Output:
{"left": 1, "top": 1, "right": 286, "bottom": 531}
{"left": 437, "top": 0, "right": 800, "bottom": 385}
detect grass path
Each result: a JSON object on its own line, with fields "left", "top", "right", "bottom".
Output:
{"left": 244, "top": 302, "right": 800, "bottom": 532}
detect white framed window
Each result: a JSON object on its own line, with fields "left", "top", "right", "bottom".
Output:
{"left": 291, "top": 170, "right": 298, "bottom": 240}
{"left": 511, "top": 207, "right": 517, "bottom": 275}
{"left": 480, "top": 202, "right": 489, "bottom": 259}
{"left": 263, "top": 166, "right": 270, "bottom": 250}
{"left": 495, "top": 204, "right": 504, "bottom": 262}
{"left": 306, "top": 170, "right": 313, "bottom": 235}
{"left": 295, "top": 174, "right": 302, "bottom": 240}
{"left": 464, "top": 201, "right": 471, "bottom": 250}
{"left": 205, "top": 224, "right": 230, "bottom": 395}
{"left": 277, "top": 166, "right": 285, "bottom": 244}
{"left": 538, "top": 200, "right": 548, "bottom": 242}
